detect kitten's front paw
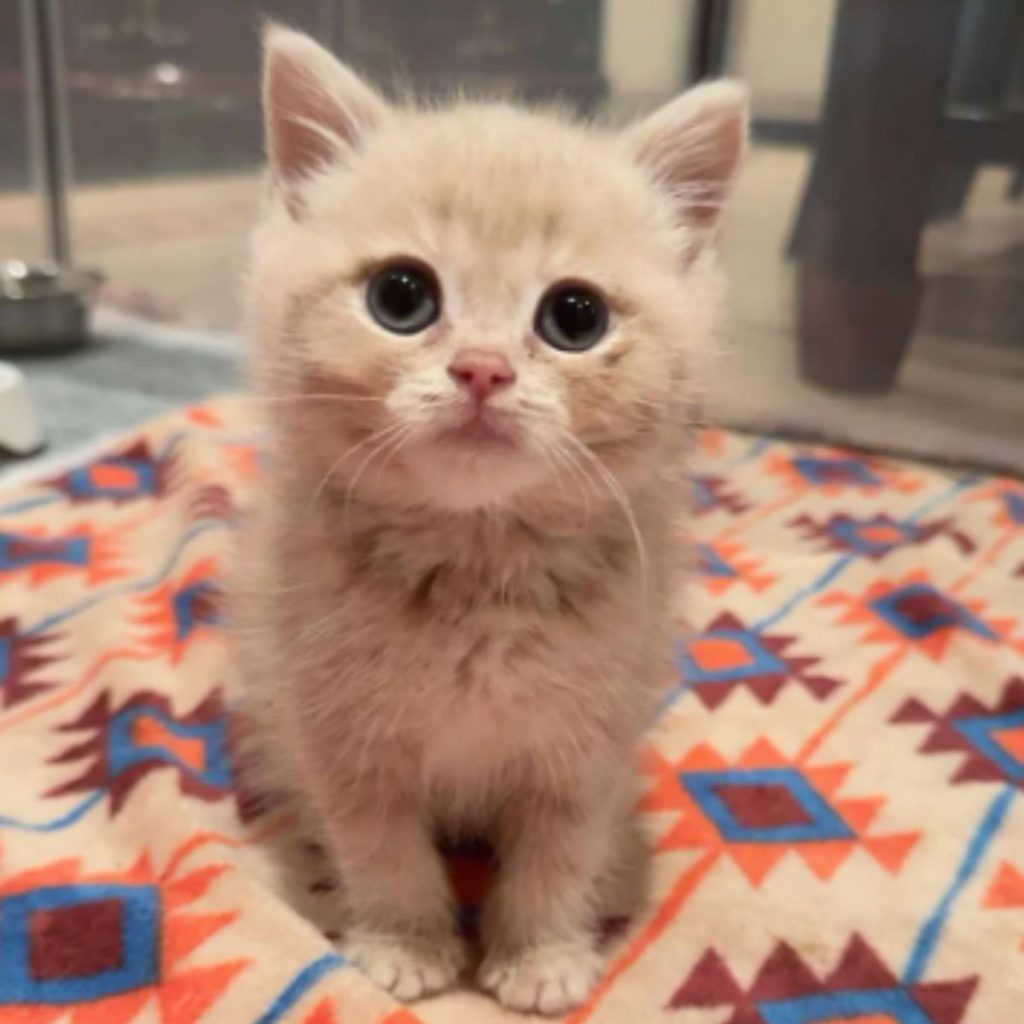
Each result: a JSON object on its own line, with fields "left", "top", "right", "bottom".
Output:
{"left": 343, "top": 931, "right": 466, "bottom": 1001}
{"left": 479, "top": 942, "right": 604, "bottom": 1015}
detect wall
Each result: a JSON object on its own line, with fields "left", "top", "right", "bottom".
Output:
{"left": 727, "top": 0, "right": 836, "bottom": 120}
{"left": 601, "top": 0, "right": 695, "bottom": 105}
{"left": 600, "top": 0, "right": 835, "bottom": 121}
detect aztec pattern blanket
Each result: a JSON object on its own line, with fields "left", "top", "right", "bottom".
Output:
{"left": 0, "top": 396, "right": 1022, "bottom": 1024}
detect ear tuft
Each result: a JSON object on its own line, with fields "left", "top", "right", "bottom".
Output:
{"left": 262, "top": 24, "right": 388, "bottom": 215}
{"left": 626, "top": 79, "right": 748, "bottom": 234}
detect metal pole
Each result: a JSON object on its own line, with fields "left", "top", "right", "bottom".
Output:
{"left": 19, "top": 0, "right": 72, "bottom": 266}
{"left": 689, "top": 0, "right": 733, "bottom": 84}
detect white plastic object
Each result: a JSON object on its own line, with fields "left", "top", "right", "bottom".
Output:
{"left": 0, "top": 362, "right": 44, "bottom": 456}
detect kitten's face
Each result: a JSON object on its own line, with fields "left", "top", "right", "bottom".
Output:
{"left": 250, "top": 29, "right": 746, "bottom": 511}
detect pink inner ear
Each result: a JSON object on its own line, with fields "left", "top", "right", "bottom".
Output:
{"left": 632, "top": 93, "right": 746, "bottom": 233}
{"left": 678, "top": 121, "right": 745, "bottom": 228}
{"left": 266, "top": 53, "right": 359, "bottom": 186}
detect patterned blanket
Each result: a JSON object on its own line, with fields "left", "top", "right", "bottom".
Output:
{"left": 0, "top": 396, "right": 1022, "bottom": 1024}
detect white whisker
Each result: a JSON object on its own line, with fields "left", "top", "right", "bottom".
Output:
{"left": 308, "top": 421, "right": 406, "bottom": 512}
{"left": 561, "top": 433, "right": 649, "bottom": 596}
{"left": 341, "top": 423, "right": 415, "bottom": 530}
{"left": 544, "top": 436, "right": 594, "bottom": 528}
{"left": 248, "top": 393, "right": 384, "bottom": 405}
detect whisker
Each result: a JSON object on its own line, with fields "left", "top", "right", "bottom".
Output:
{"left": 561, "top": 433, "right": 649, "bottom": 596}
{"left": 308, "top": 421, "right": 406, "bottom": 512}
{"left": 544, "top": 436, "right": 594, "bottom": 527}
{"left": 341, "top": 424, "right": 414, "bottom": 531}
{"left": 373, "top": 423, "right": 417, "bottom": 483}
{"left": 247, "top": 394, "right": 384, "bottom": 405}
{"left": 535, "top": 441, "right": 570, "bottom": 506}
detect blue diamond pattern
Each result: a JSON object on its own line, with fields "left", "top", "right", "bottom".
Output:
{"left": 680, "top": 767, "right": 854, "bottom": 843}
{"left": 0, "top": 883, "right": 158, "bottom": 1004}
{"left": 759, "top": 986, "right": 933, "bottom": 1024}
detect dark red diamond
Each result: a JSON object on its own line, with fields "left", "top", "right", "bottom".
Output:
{"left": 30, "top": 898, "right": 124, "bottom": 980}
{"left": 716, "top": 783, "right": 813, "bottom": 830}
{"left": 891, "top": 591, "right": 960, "bottom": 635}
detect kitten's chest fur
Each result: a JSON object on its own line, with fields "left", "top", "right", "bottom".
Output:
{"left": 255, "top": 498, "right": 671, "bottom": 795}
{"left": 349, "top": 507, "right": 630, "bottom": 624}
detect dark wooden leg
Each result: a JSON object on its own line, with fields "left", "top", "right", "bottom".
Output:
{"left": 928, "top": 164, "right": 977, "bottom": 220}
{"left": 794, "top": 0, "right": 964, "bottom": 393}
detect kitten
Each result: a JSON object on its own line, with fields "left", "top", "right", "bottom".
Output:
{"left": 234, "top": 25, "right": 746, "bottom": 1015}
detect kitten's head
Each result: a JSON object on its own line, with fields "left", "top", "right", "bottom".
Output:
{"left": 248, "top": 26, "right": 746, "bottom": 512}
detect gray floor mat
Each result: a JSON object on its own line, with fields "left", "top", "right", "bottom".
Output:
{"left": 2, "top": 316, "right": 241, "bottom": 467}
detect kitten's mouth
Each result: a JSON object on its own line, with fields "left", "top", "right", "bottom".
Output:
{"left": 436, "top": 407, "right": 518, "bottom": 449}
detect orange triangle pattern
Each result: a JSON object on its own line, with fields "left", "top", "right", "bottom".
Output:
{"left": 133, "top": 556, "right": 220, "bottom": 663}
{"left": 985, "top": 862, "right": 1024, "bottom": 909}
{"left": 303, "top": 999, "right": 340, "bottom": 1024}
{"left": 637, "top": 738, "right": 920, "bottom": 886}
{"left": 157, "top": 959, "right": 249, "bottom": 1024}
{"left": 823, "top": 570, "right": 1014, "bottom": 662}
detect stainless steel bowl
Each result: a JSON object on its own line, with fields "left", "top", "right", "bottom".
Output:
{"left": 0, "top": 260, "right": 103, "bottom": 352}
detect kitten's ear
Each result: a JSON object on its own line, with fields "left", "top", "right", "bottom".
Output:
{"left": 262, "top": 24, "right": 388, "bottom": 214}
{"left": 625, "top": 80, "right": 748, "bottom": 235}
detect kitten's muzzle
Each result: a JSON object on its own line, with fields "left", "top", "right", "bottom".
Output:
{"left": 437, "top": 398, "right": 519, "bottom": 448}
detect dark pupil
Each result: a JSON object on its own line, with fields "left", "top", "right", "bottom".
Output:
{"left": 553, "top": 289, "right": 600, "bottom": 340}
{"left": 377, "top": 268, "right": 428, "bottom": 322}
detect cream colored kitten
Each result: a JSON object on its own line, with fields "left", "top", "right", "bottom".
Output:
{"left": 234, "top": 25, "right": 745, "bottom": 1015}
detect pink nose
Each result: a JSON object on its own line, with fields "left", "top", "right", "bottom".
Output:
{"left": 447, "top": 349, "right": 516, "bottom": 403}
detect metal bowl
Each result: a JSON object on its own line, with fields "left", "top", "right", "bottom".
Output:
{"left": 0, "top": 260, "right": 104, "bottom": 353}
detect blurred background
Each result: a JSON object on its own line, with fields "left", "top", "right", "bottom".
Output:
{"left": 1, "top": 0, "right": 1022, "bottom": 469}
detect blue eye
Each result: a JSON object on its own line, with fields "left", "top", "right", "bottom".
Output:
{"left": 535, "top": 283, "right": 609, "bottom": 352}
{"left": 367, "top": 262, "right": 440, "bottom": 335}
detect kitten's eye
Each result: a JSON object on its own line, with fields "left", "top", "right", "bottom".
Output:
{"left": 534, "top": 284, "right": 609, "bottom": 353}
{"left": 366, "top": 262, "right": 440, "bottom": 335}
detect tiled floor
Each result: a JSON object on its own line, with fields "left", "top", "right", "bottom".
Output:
{"left": 2, "top": 145, "right": 1022, "bottom": 471}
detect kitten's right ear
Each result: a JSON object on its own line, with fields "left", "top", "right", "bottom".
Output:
{"left": 262, "top": 24, "right": 388, "bottom": 215}
{"left": 624, "top": 80, "right": 748, "bottom": 237}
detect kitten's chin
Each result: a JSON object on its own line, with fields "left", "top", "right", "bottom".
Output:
{"left": 402, "top": 437, "right": 548, "bottom": 511}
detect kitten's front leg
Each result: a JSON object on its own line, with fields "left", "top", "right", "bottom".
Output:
{"left": 322, "top": 795, "right": 466, "bottom": 1000}
{"left": 480, "top": 791, "right": 616, "bottom": 1015}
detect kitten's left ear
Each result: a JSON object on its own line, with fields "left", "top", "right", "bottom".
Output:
{"left": 625, "top": 80, "right": 748, "bottom": 234}
{"left": 262, "top": 24, "right": 389, "bottom": 215}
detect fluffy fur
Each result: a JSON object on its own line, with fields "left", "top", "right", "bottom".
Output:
{"left": 232, "top": 25, "right": 746, "bottom": 1015}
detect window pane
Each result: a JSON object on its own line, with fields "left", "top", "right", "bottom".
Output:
{"left": 722, "top": 0, "right": 1024, "bottom": 469}
{"left": 30, "top": 0, "right": 1024, "bottom": 467}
